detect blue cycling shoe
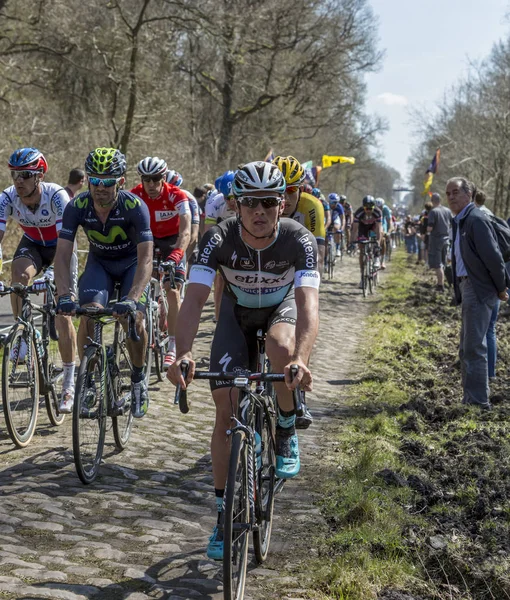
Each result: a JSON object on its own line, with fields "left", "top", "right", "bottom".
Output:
{"left": 207, "top": 524, "right": 224, "bottom": 560}
{"left": 275, "top": 430, "right": 300, "bottom": 479}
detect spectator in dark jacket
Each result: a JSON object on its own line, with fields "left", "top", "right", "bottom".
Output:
{"left": 447, "top": 177, "right": 508, "bottom": 410}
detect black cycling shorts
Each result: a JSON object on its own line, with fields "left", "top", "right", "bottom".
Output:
{"left": 78, "top": 252, "right": 146, "bottom": 313}
{"left": 153, "top": 236, "right": 186, "bottom": 285}
{"left": 209, "top": 293, "right": 297, "bottom": 391}
{"left": 13, "top": 236, "right": 56, "bottom": 274}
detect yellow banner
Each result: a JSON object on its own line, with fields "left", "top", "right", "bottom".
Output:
{"left": 322, "top": 155, "right": 356, "bottom": 169}
{"left": 422, "top": 172, "right": 433, "bottom": 196}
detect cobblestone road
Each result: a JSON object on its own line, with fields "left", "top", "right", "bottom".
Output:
{"left": 0, "top": 255, "right": 381, "bottom": 600}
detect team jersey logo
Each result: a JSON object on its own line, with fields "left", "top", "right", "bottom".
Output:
{"left": 88, "top": 226, "right": 127, "bottom": 244}
{"left": 155, "top": 210, "right": 178, "bottom": 222}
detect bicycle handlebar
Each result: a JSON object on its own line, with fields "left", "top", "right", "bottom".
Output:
{"left": 75, "top": 307, "right": 140, "bottom": 342}
{"left": 174, "top": 362, "right": 304, "bottom": 417}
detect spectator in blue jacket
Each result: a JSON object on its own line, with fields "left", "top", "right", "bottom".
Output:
{"left": 447, "top": 177, "right": 508, "bottom": 410}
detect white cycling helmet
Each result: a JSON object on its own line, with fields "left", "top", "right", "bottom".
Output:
{"left": 137, "top": 156, "right": 168, "bottom": 177}
{"left": 233, "top": 161, "right": 286, "bottom": 196}
{"left": 375, "top": 197, "right": 385, "bottom": 207}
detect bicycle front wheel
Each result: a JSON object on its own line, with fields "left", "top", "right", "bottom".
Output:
{"left": 223, "top": 430, "right": 250, "bottom": 600}
{"left": 2, "top": 325, "right": 39, "bottom": 448}
{"left": 253, "top": 403, "right": 276, "bottom": 563}
{"left": 73, "top": 346, "right": 107, "bottom": 484}
{"left": 44, "top": 335, "right": 65, "bottom": 426}
{"left": 112, "top": 323, "right": 134, "bottom": 450}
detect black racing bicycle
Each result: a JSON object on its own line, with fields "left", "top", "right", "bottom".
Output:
{"left": 0, "top": 272, "right": 65, "bottom": 448}
{"left": 358, "top": 238, "right": 379, "bottom": 298}
{"left": 175, "top": 331, "right": 304, "bottom": 600}
{"left": 145, "top": 249, "right": 174, "bottom": 383}
{"left": 72, "top": 306, "right": 139, "bottom": 484}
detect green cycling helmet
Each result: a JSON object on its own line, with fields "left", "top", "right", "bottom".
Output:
{"left": 85, "top": 147, "right": 126, "bottom": 177}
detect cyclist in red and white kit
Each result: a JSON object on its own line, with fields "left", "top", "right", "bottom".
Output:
{"left": 131, "top": 157, "right": 191, "bottom": 367}
{"left": 0, "top": 147, "right": 78, "bottom": 411}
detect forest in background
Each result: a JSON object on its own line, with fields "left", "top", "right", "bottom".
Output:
{"left": 0, "top": 0, "right": 399, "bottom": 202}
{"left": 409, "top": 28, "right": 510, "bottom": 217}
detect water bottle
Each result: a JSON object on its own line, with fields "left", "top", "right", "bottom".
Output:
{"left": 254, "top": 431, "right": 262, "bottom": 471}
{"left": 34, "top": 329, "right": 43, "bottom": 357}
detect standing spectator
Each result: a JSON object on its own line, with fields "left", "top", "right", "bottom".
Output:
{"left": 418, "top": 202, "right": 433, "bottom": 266}
{"left": 447, "top": 177, "right": 508, "bottom": 410}
{"left": 404, "top": 215, "right": 417, "bottom": 257}
{"left": 427, "top": 193, "right": 452, "bottom": 292}
{"left": 63, "top": 168, "right": 85, "bottom": 200}
{"left": 474, "top": 189, "right": 494, "bottom": 216}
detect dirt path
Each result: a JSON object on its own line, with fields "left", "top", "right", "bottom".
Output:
{"left": 0, "top": 254, "right": 384, "bottom": 600}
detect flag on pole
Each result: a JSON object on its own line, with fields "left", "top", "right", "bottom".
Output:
{"left": 322, "top": 155, "right": 356, "bottom": 169}
{"left": 422, "top": 148, "right": 440, "bottom": 196}
{"left": 264, "top": 149, "right": 275, "bottom": 162}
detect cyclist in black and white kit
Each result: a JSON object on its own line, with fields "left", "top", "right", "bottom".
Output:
{"left": 54, "top": 148, "right": 153, "bottom": 418}
{"left": 168, "top": 161, "right": 320, "bottom": 560}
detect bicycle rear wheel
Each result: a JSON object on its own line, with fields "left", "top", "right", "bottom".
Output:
{"left": 112, "top": 323, "right": 134, "bottom": 450}
{"left": 223, "top": 430, "right": 250, "bottom": 600}
{"left": 253, "top": 402, "right": 276, "bottom": 563}
{"left": 2, "top": 325, "right": 39, "bottom": 448}
{"left": 44, "top": 334, "right": 65, "bottom": 426}
{"left": 73, "top": 345, "right": 107, "bottom": 484}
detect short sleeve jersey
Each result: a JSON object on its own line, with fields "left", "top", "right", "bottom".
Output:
{"left": 353, "top": 206, "right": 383, "bottom": 228}
{"left": 59, "top": 190, "right": 153, "bottom": 258}
{"left": 205, "top": 191, "right": 236, "bottom": 224}
{"left": 0, "top": 182, "right": 69, "bottom": 247}
{"left": 182, "top": 190, "right": 201, "bottom": 226}
{"left": 189, "top": 217, "right": 320, "bottom": 309}
{"left": 130, "top": 182, "right": 190, "bottom": 239}
{"left": 290, "top": 192, "right": 326, "bottom": 246}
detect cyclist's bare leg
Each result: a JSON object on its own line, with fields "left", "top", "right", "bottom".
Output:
{"left": 165, "top": 280, "right": 181, "bottom": 337}
{"left": 266, "top": 322, "right": 296, "bottom": 413}
{"left": 380, "top": 236, "right": 386, "bottom": 264}
{"left": 10, "top": 258, "right": 36, "bottom": 317}
{"left": 123, "top": 310, "right": 148, "bottom": 368}
{"left": 56, "top": 315, "right": 76, "bottom": 363}
{"left": 211, "top": 387, "right": 238, "bottom": 489}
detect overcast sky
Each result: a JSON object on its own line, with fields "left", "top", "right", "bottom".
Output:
{"left": 365, "top": 0, "right": 509, "bottom": 183}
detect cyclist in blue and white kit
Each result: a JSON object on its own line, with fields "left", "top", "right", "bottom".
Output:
{"left": 0, "top": 148, "right": 78, "bottom": 411}
{"left": 375, "top": 197, "right": 393, "bottom": 270}
{"left": 328, "top": 193, "right": 345, "bottom": 256}
{"left": 168, "top": 161, "right": 320, "bottom": 560}
{"left": 204, "top": 170, "right": 237, "bottom": 321}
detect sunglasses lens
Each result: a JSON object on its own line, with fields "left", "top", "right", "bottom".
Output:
{"left": 89, "top": 177, "right": 118, "bottom": 187}
{"left": 240, "top": 196, "right": 280, "bottom": 208}
{"left": 142, "top": 175, "right": 163, "bottom": 183}
{"left": 11, "top": 170, "right": 36, "bottom": 180}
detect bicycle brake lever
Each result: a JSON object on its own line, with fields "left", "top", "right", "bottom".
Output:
{"left": 290, "top": 364, "right": 304, "bottom": 417}
{"left": 175, "top": 359, "right": 190, "bottom": 414}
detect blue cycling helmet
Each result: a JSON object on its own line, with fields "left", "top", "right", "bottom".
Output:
{"left": 215, "top": 170, "right": 235, "bottom": 198}
{"left": 8, "top": 147, "right": 48, "bottom": 173}
{"left": 311, "top": 187, "right": 321, "bottom": 198}
{"left": 328, "top": 193, "right": 340, "bottom": 203}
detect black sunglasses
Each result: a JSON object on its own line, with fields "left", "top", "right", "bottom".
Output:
{"left": 142, "top": 175, "right": 164, "bottom": 183}
{"left": 238, "top": 196, "right": 282, "bottom": 209}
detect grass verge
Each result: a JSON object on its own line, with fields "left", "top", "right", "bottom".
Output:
{"left": 313, "top": 252, "right": 510, "bottom": 600}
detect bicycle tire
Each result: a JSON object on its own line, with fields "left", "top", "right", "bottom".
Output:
{"left": 368, "top": 255, "right": 373, "bottom": 295}
{"left": 361, "top": 253, "right": 368, "bottom": 298}
{"left": 73, "top": 345, "right": 107, "bottom": 484}
{"left": 112, "top": 323, "right": 134, "bottom": 451}
{"left": 2, "top": 325, "right": 39, "bottom": 448}
{"left": 253, "top": 401, "right": 276, "bottom": 564}
{"left": 44, "top": 334, "right": 65, "bottom": 426}
{"left": 223, "top": 430, "right": 250, "bottom": 600}
{"left": 328, "top": 241, "right": 335, "bottom": 279}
